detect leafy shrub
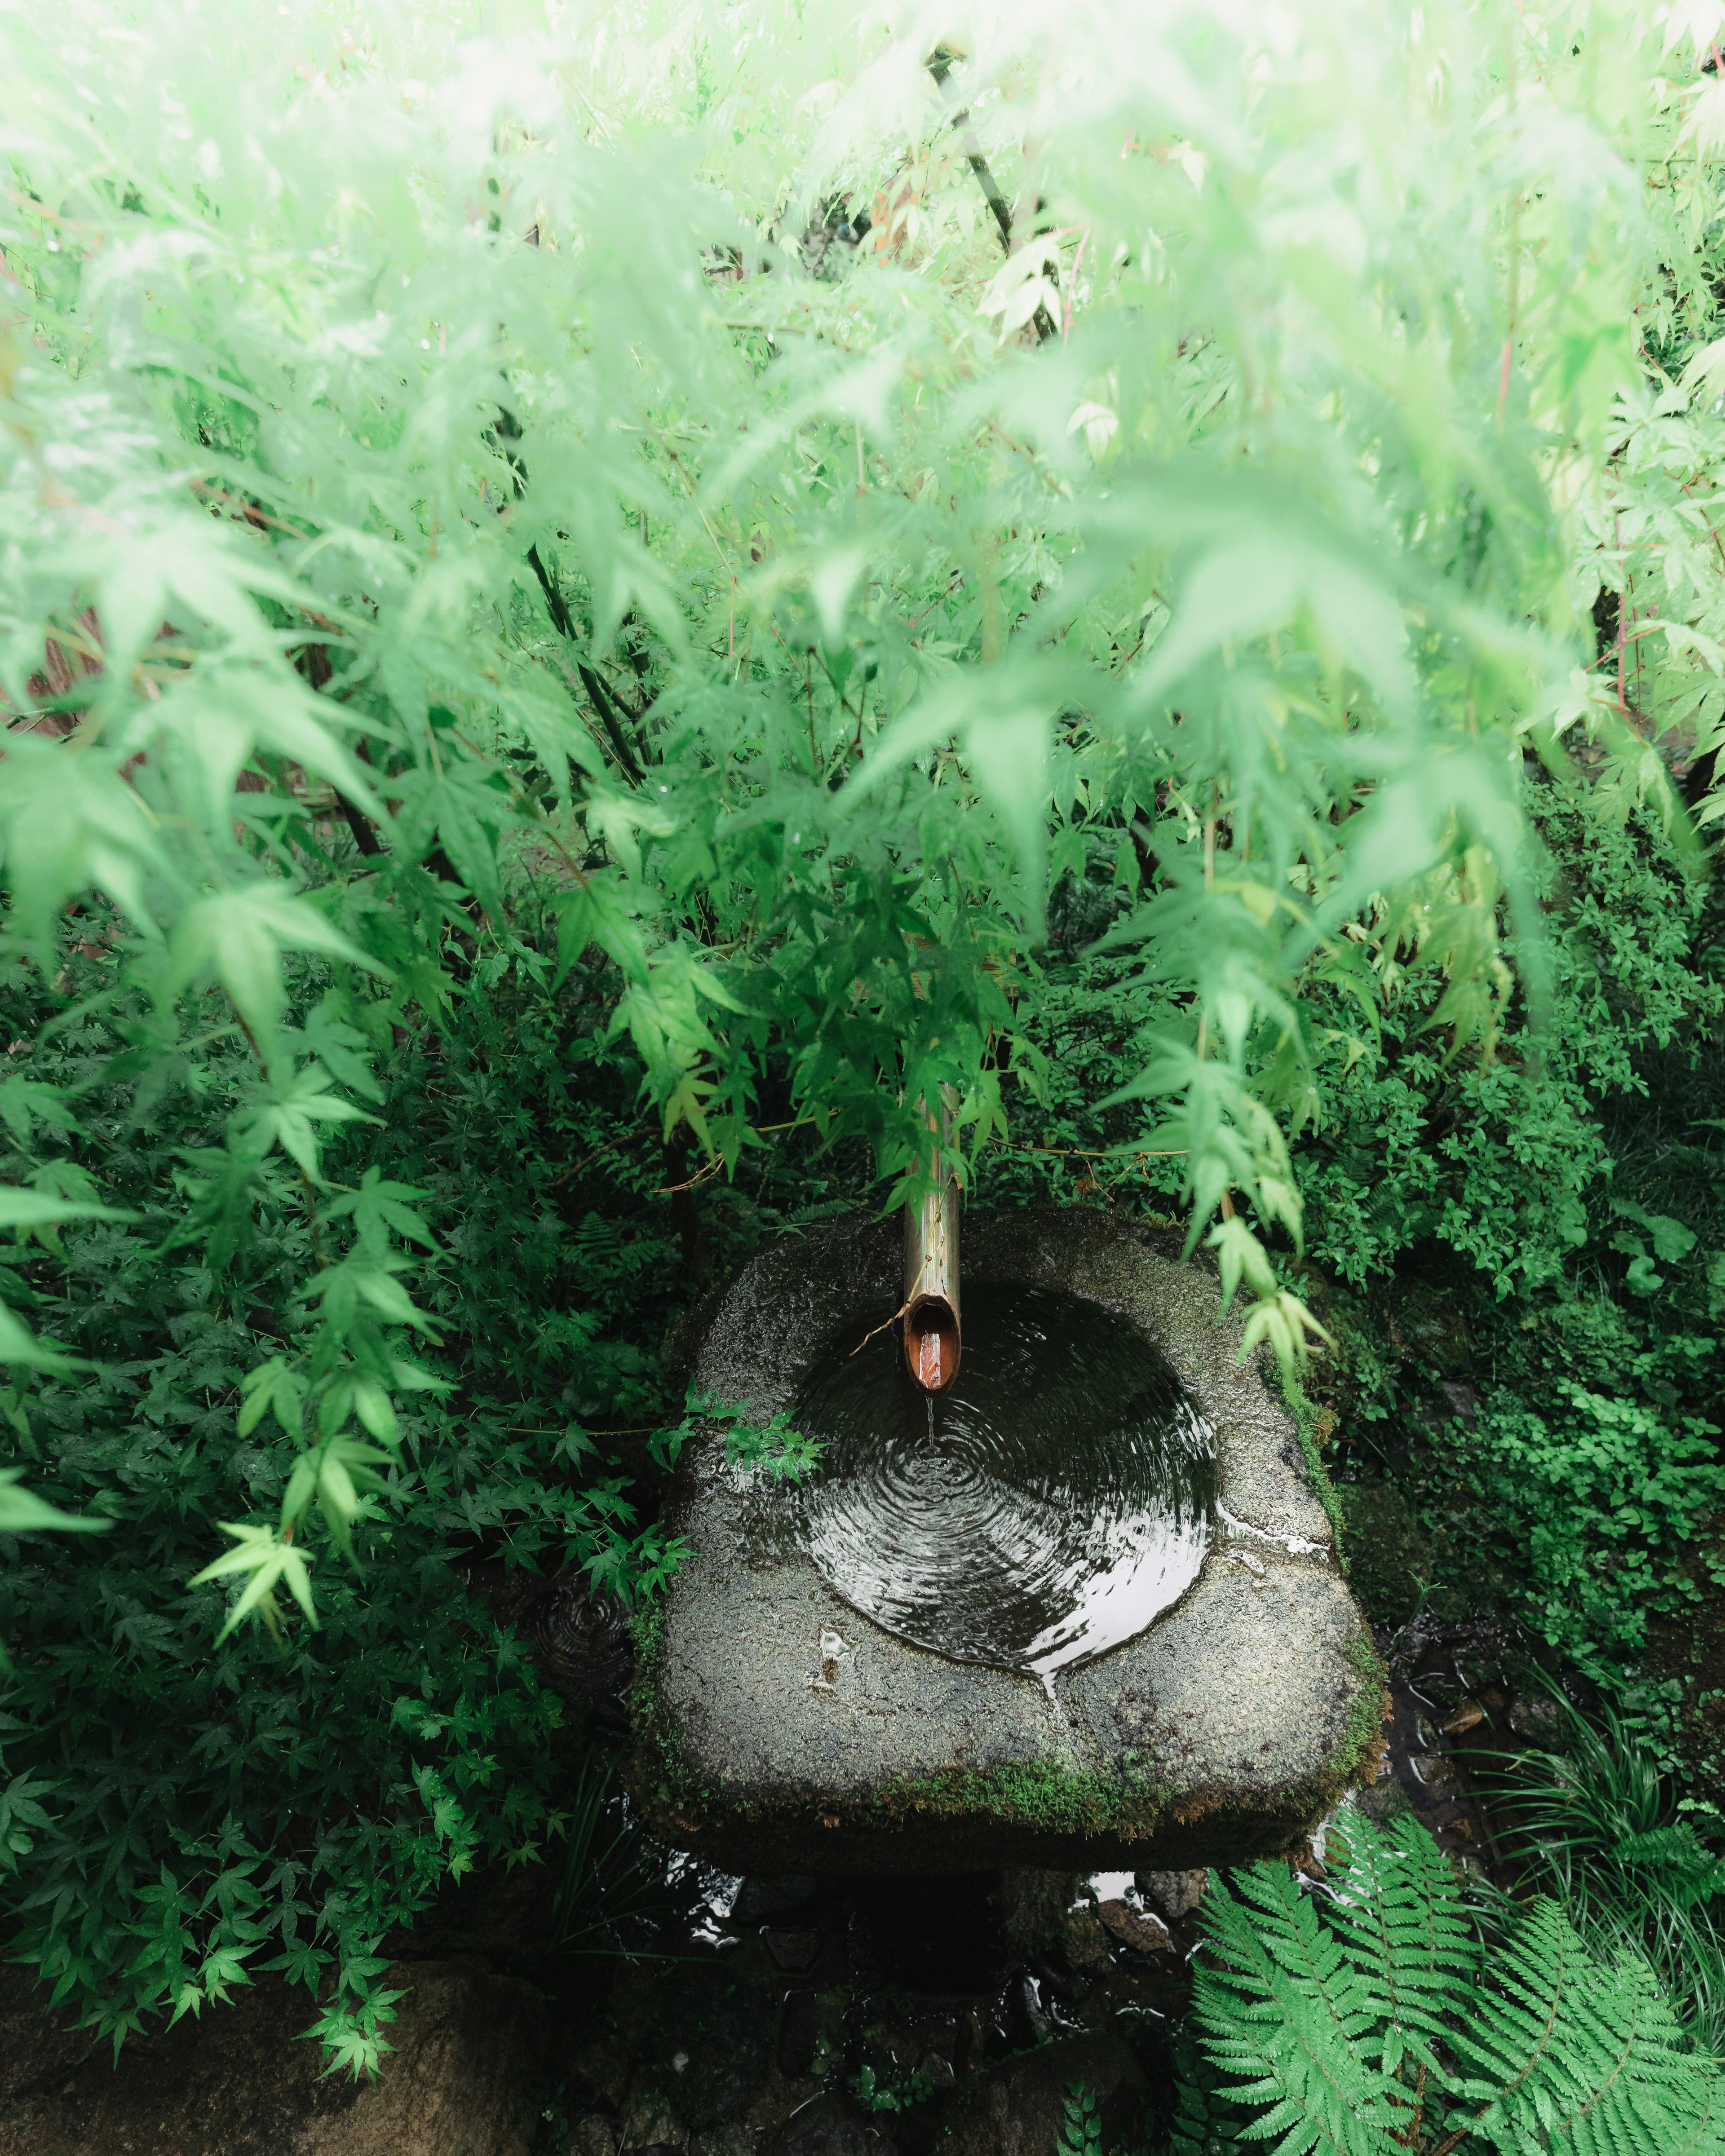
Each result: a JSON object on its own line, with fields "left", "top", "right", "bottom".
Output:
{"left": 3, "top": 0, "right": 1725, "bottom": 2076}
{"left": 1452, "top": 1377, "right": 1725, "bottom": 1675}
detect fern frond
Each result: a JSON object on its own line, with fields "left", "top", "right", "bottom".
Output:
{"left": 1445, "top": 1900, "right": 1725, "bottom": 2156}
{"left": 1322, "top": 1811, "right": 1479, "bottom": 2060}
{"left": 1193, "top": 1850, "right": 1411, "bottom": 2155}
{"left": 1165, "top": 2034, "right": 1250, "bottom": 2155}
{"left": 1193, "top": 1815, "right": 1725, "bottom": 2156}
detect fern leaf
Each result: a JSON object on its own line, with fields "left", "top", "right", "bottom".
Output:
{"left": 1446, "top": 1899, "right": 1725, "bottom": 2156}
{"left": 1193, "top": 1851, "right": 1407, "bottom": 2155}
{"left": 1321, "top": 1811, "right": 1479, "bottom": 2061}
{"left": 1165, "top": 2032, "right": 1250, "bottom": 2155}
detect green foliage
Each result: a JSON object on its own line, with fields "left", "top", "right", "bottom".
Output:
{"left": 1162, "top": 2035, "right": 1248, "bottom": 2156}
{"left": 1191, "top": 1811, "right": 1725, "bottom": 2156}
{"left": 1451, "top": 1370, "right": 1724, "bottom": 1675}
{"left": 546, "top": 1742, "right": 674, "bottom": 1956}
{"left": 0, "top": 943, "right": 689, "bottom": 2066}
{"left": 651, "top": 1395, "right": 823, "bottom": 1484}
{"left": 2, "top": 0, "right": 1725, "bottom": 2079}
{"left": 1299, "top": 795, "right": 1722, "bottom": 1300}
{"left": 1485, "top": 1684, "right": 1725, "bottom": 2058}
{"left": 851, "top": 2064, "right": 939, "bottom": 2115}
{"left": 1057, "top": 2079, "right": 1105, "bottom": 2156}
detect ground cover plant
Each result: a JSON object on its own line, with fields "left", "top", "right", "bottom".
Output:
{"left": 4, "top": 0, "right": 1725, "bottom": 2078}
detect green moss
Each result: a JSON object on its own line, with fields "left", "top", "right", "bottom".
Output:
{"left": 626, "top": 1600, "right": 716, "bottom": 1819}
{"left": 1328, "top": 1628, "right": 1392, "bottom": 1796}
{"left": 880, "top": 1754, "right": 1174, "bottom": 1841}
{"left": 1283, "top": 1378, "right": 1348, "bottom": 1550}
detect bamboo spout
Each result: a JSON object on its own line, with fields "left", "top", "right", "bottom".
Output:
{"left": 903, "top": 1096, "right": 960, "bottom": 1394}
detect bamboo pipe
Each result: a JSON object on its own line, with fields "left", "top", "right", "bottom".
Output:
{"left": 903, "top": 1092, "right": 960, "bottom": 1394}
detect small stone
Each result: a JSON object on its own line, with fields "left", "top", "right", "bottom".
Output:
{"left": 1096, "top": 1899, "right": 1172, "bottom": 1954}
{"left": 765, "top": 1926, "right": 821, "bottom": 1971}
{"left": 1409, "top": 1751, "right": 1463, "bottom": 1799}
{"left": 1058, "top": 1907, "right": 1114, "bottom": 1973}
{"left": 1137, "top": 1868, "right": 1208, "bottom": 1919}
{"left": 1508, "top": 1694, "right": 1563, "bottom": 1742}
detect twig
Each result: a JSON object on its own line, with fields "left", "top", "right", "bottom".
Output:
{"left": 654, "top": 1152, "right": 725, "bottom": 1197}
{"left": 850, "top": 1260, "right": 926, "bottom": 1359}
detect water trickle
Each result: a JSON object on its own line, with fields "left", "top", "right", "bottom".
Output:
{"left": 777, "top": 1282, "right": 1215, "bottom": 1692}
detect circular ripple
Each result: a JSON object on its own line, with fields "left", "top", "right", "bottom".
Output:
{"left": 785, "top": 1281, "right": 1215, "bottom": 1690}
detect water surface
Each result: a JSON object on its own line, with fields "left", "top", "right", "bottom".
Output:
{"left": 781, "top": 1281, "right": 1215, "bottom": 1695}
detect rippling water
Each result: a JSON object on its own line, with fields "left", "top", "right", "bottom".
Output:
{"left": 781, "top": 1282, "right": 1215, "bottom": 1694}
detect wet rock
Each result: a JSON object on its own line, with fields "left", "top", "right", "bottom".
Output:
{"left": 1508, "top": 1693, "right": 1564, "bottom": 1744}
{"left": 765, "top": 1927, "right": 821, "bottom": 1971}
{"left": 0, "top": 1965, "right": 88, "bottom": 2105}
{"left": 858, "top": 2019, "right": 925, "bottom": 2081}
{"left": 1004, "top": 1970, "right": 1052, "bottom": 2046}
{"left": 1137, "top": 1867, "right": 1207, "bottom": 1919}
{"left": 778, "top": 1991, "right": 822, "bottom": 2079}
{"left": 670, "top": 1998, "right": 772, "bottom": 2128}
{"left": 935, "top": 2032, "right": 1149, "bottom": 2156}
{"left": 619, "top": 2090, "right": 686, "bottom": 2149}
{"left": 1058, "top": 1906, "right": 1114, "bottom": 1973}
{"left": 571, "top": 2121, "right": 620, "bottom": 2156}
{"left": 996, "top": 1868, "right": 1080, "bottom": 1957}
{"left": 0, "top": 1957, "right": 557, "bottom": 2156}
{"left": 1353, "top": 1770, "right": 1415, "bottom": 1827}
{"left": 1096, "top": 1899, "right": 1172, "bottom": 1954}
{"left": 767, "top": 2091, "right": 898, "bottom": 2156}
{"left": 690, "top": 2130, "right": 756, "bottom": 2156}
{"left": 641, "top": 1210, "right": 1371, "bottom": 1874}
{"left": 571, "top": 2030, "right": 633, "bottom": 2109}
{"left": 1409, "top": 1751, "right": 1464, "bottom": 1799}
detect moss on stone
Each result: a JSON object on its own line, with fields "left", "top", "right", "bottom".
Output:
{"left": 879, "top": 1755, "right": 1173, "bottom": 1842}
{"left": 1283, "top": 1378, "right": 1348, "bottom": 1550}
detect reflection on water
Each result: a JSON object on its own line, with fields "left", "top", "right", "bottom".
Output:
{"left": 783, "top": 1282, "right": 1215, "bottom": 1695}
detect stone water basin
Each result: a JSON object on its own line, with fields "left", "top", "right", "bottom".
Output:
{"left": 632, "top": 1208, "right": 1381, "bottom": 1872}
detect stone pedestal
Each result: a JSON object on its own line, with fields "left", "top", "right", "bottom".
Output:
{"left": 632, "top": 1209, "right": 1380, "bottom": 1872}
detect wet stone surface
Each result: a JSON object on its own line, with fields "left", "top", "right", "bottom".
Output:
{"left": 639, "top": 1209, "right": 1378, "bottom": 1872}
{"left": 781, "top": 1281, "right": 1215, "bottom": 1693}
